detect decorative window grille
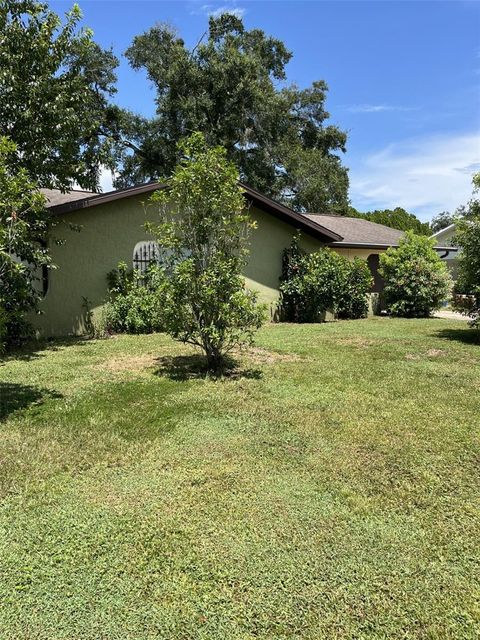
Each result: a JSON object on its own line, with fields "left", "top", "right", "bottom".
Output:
{"left": 132, "top": 241, "right": 160, "bottom": 274}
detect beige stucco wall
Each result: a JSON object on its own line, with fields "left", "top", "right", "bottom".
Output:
{"left": 34, "top": 196, "right": 385, "bottom": 336}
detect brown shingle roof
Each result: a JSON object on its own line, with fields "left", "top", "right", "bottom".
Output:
{"left": 304, "top": 214, "right": 405, "bottom": 247}
{"left": 43, "top": 183, "right": 343, "bottom": 243}
{"left": 41, "top": 188, "right": 96, "bottom": 208}
{"left": 42, "top": 186, "right": 454, "bottom": 252}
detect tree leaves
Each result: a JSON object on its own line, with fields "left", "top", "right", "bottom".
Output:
{"left": 115, "top": 14, "right": 348, "bottom": 212}
{"left": 0, "top": 0, "right": 118, "bottom": 191}
{"left": 148, "top": 133, "right": 266, "bottom": 370}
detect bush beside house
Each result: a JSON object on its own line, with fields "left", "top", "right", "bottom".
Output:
{"left": 279, "top": 235, "right": 373, "bottom": 322}
{"left": 0, "top": 137, "right": 51, "bottom": 352}
{"left": 101, "top": 262, "right": 167, "bottom": 335}
{"left": 379, "top": 231, "right": 452, "bottom": 318}
{"left": 454, "top": 223, "right": 480, "bottom": 325}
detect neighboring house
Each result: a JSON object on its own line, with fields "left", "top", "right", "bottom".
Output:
{"left": 36, "top": 182, "right": 449, "bottom": 336}
{"left": 430, "top": 224, "right": 459, "bottom": 280}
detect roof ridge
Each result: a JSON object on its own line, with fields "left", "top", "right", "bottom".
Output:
{"left": 45, "top": 180, "right": 344, "bottom": 244}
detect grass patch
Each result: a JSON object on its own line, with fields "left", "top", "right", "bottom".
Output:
{"left": 0, "top": 318, "right": 479, "bottom": 638}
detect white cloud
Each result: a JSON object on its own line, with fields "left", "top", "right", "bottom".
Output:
{"left": 346, "top": 104, "right": 417, "bottom": 114}
{"left": 349, "top": 132, "right": 480, "bottom": 220}
{"left": 209, "top": 6, "right": 245, "bottom": 18}
{"left": 189, "top": 2, "right": 245, "bottom": 18}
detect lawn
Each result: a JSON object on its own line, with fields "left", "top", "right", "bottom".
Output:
{"left": 0, "top": 318, "right": 478, "bottom": 639}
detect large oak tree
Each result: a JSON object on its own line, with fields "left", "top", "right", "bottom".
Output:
{"left": 114, "top": 13, "right": 349, "bottom": 213}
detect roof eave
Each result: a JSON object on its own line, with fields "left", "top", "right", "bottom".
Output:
{"left": 47, "top": 180, "right": 343, "bottom": 244}
{"left": 47, "top": 181, "right": 167, "bottom": 215}
{"left": 327, "top": 242, "right": 401, "bottom": 249}
{"left": 328, "top": 241, "right": 459, "bottom": 252}
{"left": 239, "top": 183, "right": 342, "bottom": 242}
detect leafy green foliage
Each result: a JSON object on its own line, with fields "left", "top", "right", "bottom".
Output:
{"left": 0, "top": 137, "right": 50, "bottom": 350}
{"left": 0, "top": 303, "right": 5, "bottom": 353}
{"left": 430, "top": 210, "right": 455, "bottom": 234}
{"left": 431, "top": 200, "right": 478, "bottom": 236}
{"left": 349, "top": 206, "right": 431, "bottom": 235}
{"left": 102, "top": 262, "right": 167, "bottom": 335}
{"left": 280, "top": 235, "right": 372, "bottom": 321}
{"left": 379, "top": 231, "right": 452, "bottom": 317}
{"left": 116, "top": 14, "right": 348, "bottom": 213}
{"left": 149, "top": 132, "right": 266, "bottom": 370}
{"left": 453, "top": 173, "right": 480, "bottom": 327}
{"left": 337, "top": 258, "right": 375, "bottom": 320}
{"left": 0, "top": 0, "right": 118, "bottom": 190}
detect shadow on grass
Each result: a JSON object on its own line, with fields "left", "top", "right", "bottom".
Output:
{"left": 154, "top": 354, "right": 263, "bottom": 381}
{"left": 2, "top": 336, "right": 92, "bottom": 363}
{"left": 0, "top": 383, "right": 63, "bottom": 421}
{"left": 433, "top": 328, "right": 480, "bottom": 346}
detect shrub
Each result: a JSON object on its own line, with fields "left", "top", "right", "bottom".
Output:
{"left": 452, "top": 173, "right": 480, "bottom": 327}
{"left": 102, "top": 262, "right": 167, "bottom": 335}
{"left": 337, "top": 258, "right": 374, "bottom": 320}
{"left": 149, "top": 133, "right": 266, "bottom": 372}
{"left": 280, "top": 236, "right": 372, "bottom": 321}
{"left": 379, "top": 231, "right": 452, "bottom": 318}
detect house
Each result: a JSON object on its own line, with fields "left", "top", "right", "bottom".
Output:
{"left": 35, "top": 182, "right": 449, "bottom": 336}
{"left": 430, "top": 224, "right": 459, "bottom": 280}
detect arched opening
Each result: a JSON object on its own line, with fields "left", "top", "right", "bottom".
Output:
{"left": 367, "top": 254, "right": 384, "bottom": 293}
{"left": 132, "top": 241, "right": 160, "bottom": 274}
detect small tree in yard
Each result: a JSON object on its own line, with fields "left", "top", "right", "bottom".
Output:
{"left": 149, "top": 133, "right": 266, "bottom": 372}
{"left": 379, "top": 231, "right": 452, "bottom": 318}
{"left": 453, "top": 173, "right": 480, "bottom": 327}
{"left": 0, "top": 137, "right": 50, "bottom": 351}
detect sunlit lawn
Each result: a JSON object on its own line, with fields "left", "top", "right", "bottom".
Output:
{"left": 0, "top": 318, "right": 478, "bottom": 639}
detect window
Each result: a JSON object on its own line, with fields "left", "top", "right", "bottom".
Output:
{"left": 367, "top": 254, "right": 384, "bottom": 293}
{"left": 133, "top": 241, "right": 160, "bottom": 274}
{"left": 10, "top": 251, "right": 48, "bottom": 297}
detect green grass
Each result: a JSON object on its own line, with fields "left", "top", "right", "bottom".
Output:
{"left": 0, "top": 318, "right": 479, "bottom": 639}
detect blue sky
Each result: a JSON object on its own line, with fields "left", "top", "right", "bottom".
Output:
{"left": 52, "top": 0, "right": 480, "bottom": 220}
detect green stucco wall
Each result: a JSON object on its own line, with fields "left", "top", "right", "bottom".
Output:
{"left": 34, "top": 196, "right": 384, "bottom": 336}
{"left": 35, "top": 197, "right": 325, "bottom": 336}
{"left": 35, "top": 195, "right": 158, "bottom": 336}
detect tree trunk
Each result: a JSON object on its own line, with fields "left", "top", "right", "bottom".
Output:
{"left": 205, "top": 346, "right": 224, "bottom": 373}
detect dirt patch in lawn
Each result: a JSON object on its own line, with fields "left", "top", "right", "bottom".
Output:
{"left": 405, "top": 348, "right": 446, "bottom": 361}
{"left": 426, "top": 348, "right": 446, "bottom": 358}
{"left": 337, "top": 337, "right": 376, "bottom": 349}
{"left": 95, "top": 346, "right": 303, "bottom": 379}
{"left": 94, "top": 354, "right": 159, "bottom": 374}
{"left": 241, "top": 346, "right": 304, "bottom": 365}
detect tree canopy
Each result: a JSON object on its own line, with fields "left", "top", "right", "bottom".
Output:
{"left": 0, "top": 0, "right": 118, "bottom": 190}
{"left": 431, "top": 200, "right": 478, "bottom": 235}
{"left": 114, "top": 13, "right": 349, "bottom": 213}
{"left": 349, "top": 206, "right": 431, "bottom": 235}
{"left": 430, "top": 211, "right": 455, "bottom": 234}
{"left": 0, "top": 137, "right": 50, "bottom": 349}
